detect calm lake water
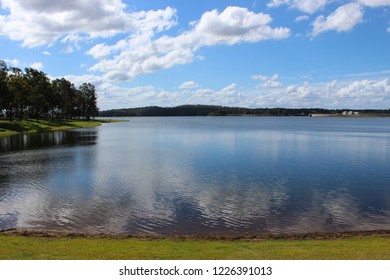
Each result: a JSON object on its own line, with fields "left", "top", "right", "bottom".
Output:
{"left": 1, "top": 117, "right": 390, "bottom": 234}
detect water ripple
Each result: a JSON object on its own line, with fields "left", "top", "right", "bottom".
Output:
{"left": 2, "top": 117, "right": 390, "bottom": 234}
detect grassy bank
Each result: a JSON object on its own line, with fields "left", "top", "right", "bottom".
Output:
{"left": 0, "top": 119, "right": 120, "bottom": 137}
{"left": 1, "top": 235, "right": 390, "bottom": 260}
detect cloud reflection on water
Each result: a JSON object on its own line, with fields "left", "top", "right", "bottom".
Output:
{"left": 1, "top": 117, "right": 390, "bottom": 234}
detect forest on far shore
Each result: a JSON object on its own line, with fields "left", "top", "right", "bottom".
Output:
{"left": 99, "top": 105, "right": 390, "bottom": 117}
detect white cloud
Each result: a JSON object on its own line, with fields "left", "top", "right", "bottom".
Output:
{"left": 251, "top": 74, "right": 269, "bottom": 81}
{"left": 63, "top": 74, "right": 104, "bottom": 88}
{"left": 179, "top": 81, "right": 199, "bottom": 89}
{"left": 0, "top": 0, "right": 177, "bottom": 48}
{"left": 194, "top": 89, "right": 214, "bottom": 96}
{"left": 284, "top": 81, "right": 318, "bottom": 100}
{"left": 252, "top": 73, "right": 282, "bottom": 88}
{"left": 4, "top": 58, "right": 20, "bottom": 67}
{"left": 185, "top": 83, "right": 244, "bottom": 106}
{"left": 263, "top": 80, "right": 283, "bottom": 88}
{"left": 221, "top": 83, "right": 238, "bottom": 94}
{"left": 88, "top": 6, "right": 290, "bottom": 81}
{"left": 86, "top": 40, "right": 128, "bottom": 59}
{"left": 252, "top": 74, "right": 279, "bottom": 81}
{"left": 101, "top": 85, "right": 184, "bottom": 110}
{"left": 337, "top": 79, "right": 390, "bottom": 98}
{"left": 359, "top": 0, "right": 390, "bottom": 7}
{"left": 91, "top": 75, "right": 390, "bottom": 110}
{"left": 42, "top": 51, "right": 51, "bottom": 56}
{"left": 266, "top": 78, "right": 390, "bottom": 108}
{"left": 295, "top": 15, "right": 310, "bottom": 22}
{"left": 30, "top": 62, "right": 43, "bottom": 70}
{"left": 267, "top": 0, "right": 330, "bottom": 14}
{"left": 62, "top": 46, "right": 74, "bottom": 54}
{"left": 192, "top": 6, "right": 290, "bottom": 45}
{"left": 311, "top": 3, "right": 364, "bottom": 36}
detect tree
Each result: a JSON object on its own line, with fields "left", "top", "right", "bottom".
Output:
{"left": 0, "top": 62, "right": 99, "bottom": 120}
{"left": 25, "top": 68, "right": 51, "bottom": 119}
{"left": 51, "top": 78, "right": 77, "bottom": 119}
{"left": 8, "top": 67, "right": 29, "bottom": 120}
{"left": 0, "top": 60, "right": 15, "bottom": 121}
{"left": 79, "top": 83, "right": 99, "bottom": 120}
{"left": 0, "top": 60, "right": 9, "bottom": 117}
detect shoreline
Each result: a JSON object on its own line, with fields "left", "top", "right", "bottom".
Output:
{"left": 2, "top": 228, "right": 390, "bottom": 241}
{"left": 2, "top": 228, "right": 390, "bottom": 259}
{"left": 0, "top": 118, "right": 125, "bottom": 137}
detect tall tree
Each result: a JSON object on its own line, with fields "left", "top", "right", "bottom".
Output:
{"left": 0, "top": 60, "right": 9, "bottom": 116}
{"left": 79, "top": 83, "right": 99, "bottom": 120}
{"left": 25, "top": 68, "right": 51, "bottom": 119}
{"left": 0, "top": 60, "right": 15, "bottom": 121}
{"left": 51, "top": 78, "right": 77, "bottom": 119}
{"left": 8, "top": 67, "right": 29, "bottom": 120}
{"left": 0, "top": 61, "right": 99, "bottom": 120}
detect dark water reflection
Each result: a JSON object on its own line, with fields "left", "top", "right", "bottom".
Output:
{"left": 0, "top": 130, "right": 97, "bottom": 152}
{"left": 1, "top": 117, "right": 390, "bottom": 234}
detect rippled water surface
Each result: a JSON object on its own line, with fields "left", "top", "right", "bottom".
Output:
{"left": 1, "top": 117, "right": 390, "bottom": 234}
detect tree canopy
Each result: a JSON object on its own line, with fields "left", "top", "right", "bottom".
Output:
{"left": 0, "top": 60, "right": 98, "bottom": 121}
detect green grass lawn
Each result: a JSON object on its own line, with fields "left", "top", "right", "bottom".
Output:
{"left": 0, "top": 119, "right": 105, "bottom": 136}
{"left": 0, "top": 236, "right": 389, "bottom": 260}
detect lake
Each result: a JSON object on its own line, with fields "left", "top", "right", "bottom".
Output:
{"left": 1, "top": 117, "right": 390, "bottom": 235}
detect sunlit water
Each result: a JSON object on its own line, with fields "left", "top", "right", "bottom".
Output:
{"left": 1, "top": 117, "right": 390, "bottom": 234}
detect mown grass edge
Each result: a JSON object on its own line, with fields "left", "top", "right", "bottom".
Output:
{"left": 1, "top": 229, "right": 390, "bottom": 260}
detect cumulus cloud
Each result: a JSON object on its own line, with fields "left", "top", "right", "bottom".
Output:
{"left": 63, "top": 74, "right": 104, "bottom": 88}
{"left": 252, "top": 74, "right": 282, "bottom": 88}
{"left": 30, "top": 62, "right": 43, "bottom": 70}
{"left": 311, "top": 3, "right": 364, "bottom": 36}
{"left": 89, "top": 74, "right": 390, "bottom": 110}
{"left": 263, "top": 80, "right": 283, "bottom": 88}
{"left": 4, "top": 58, "right": 20, "bottom": 67}
{"left": 295, "top": 15, "right": 310, "bottom": 22}
{"left": 99, "top": 85, "right": 184, "bottom": 110}
{"left": 0, "top": 0, "right": 177, "bottom": 48}
{"left": 284, "top": 81, "right": 318, "bottom": 102}
{"left": 337, "top": 79, "right": 390, "bottom": 98}
{"left": 88, "top": 6, "right": 290, "bottom": 81}
{"left": 192, "top": 7, "right": 290, "bottom": 45}
{"left": 252, "top": 74, "right": 270, "bottom": 81}
{"left": 62, "top": 46, "right": 75, "bottom": 54}
{"left": 179, "top": 81, "right": 199, "bottom": 89}
{"left": 265, "top": 78, "right": 390, "bottom": 108}
{"left": 267, "top": 0, "right": 330, "bottom": 14}
{"left": 359, "top": 0, "right": 390, "bottom": 7}
{"left": 185, "top": 83, "right": 245, "bottom": 106}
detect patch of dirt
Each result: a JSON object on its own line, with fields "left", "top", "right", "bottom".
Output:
{"left": 1, "top": 228, "right": 390, "bottom": 241}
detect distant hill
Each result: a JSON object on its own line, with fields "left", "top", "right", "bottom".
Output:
{"left": 99, "top": 105, "right": 390, "bottom": 117}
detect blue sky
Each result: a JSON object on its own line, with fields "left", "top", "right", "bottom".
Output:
{"left": 1, "top": 0, "right": 390, "bottom": 110}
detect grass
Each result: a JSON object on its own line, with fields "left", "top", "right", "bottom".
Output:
{"left": 0, "top": 119, "right": 106, "bottom": 136}
{"left": 0, "top": 236, "right": 389, "bottom": 260}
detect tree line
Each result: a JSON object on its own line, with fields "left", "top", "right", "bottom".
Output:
{"left": 100, "top": 104, "right": 390, "bottom": 117}
{"left": 0, "top": 60, "right": 99, "bottom": 121}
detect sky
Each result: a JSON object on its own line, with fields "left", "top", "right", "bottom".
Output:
{"left": 1, "top": 0, "right": 390, "bottom": 110}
